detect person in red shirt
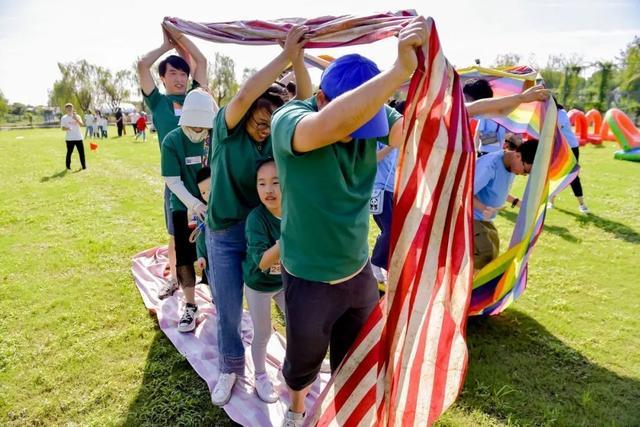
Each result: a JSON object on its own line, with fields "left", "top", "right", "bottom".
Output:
{"left": 135, "top": 112, "right": 148, "bottom": 142}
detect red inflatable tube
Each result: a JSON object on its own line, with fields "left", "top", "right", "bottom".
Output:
{"left": 568, "top": 109, "right": 588, "bottom": 146}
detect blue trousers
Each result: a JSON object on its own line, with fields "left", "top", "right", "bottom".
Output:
{"left": 205, "top": 221, "right": 246, "bottom": 375}
{"left": 371, "top": 190, "right": 394, "bottom": 270}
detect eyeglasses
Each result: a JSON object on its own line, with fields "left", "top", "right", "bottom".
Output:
{"left": 250, "top": 116, "right": 271, "bottom": 132}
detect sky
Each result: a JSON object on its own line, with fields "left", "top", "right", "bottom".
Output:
{"left": 0, "top": 0, "right": 638, "bottom": 106}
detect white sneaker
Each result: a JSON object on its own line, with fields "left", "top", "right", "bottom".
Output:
{"left": 282, "top": 410, "right": 305, "bottom": 427}
{"left": 546, "top": 201, "right": 554, "bottom": 210}
{"left": 177, "top": 303, "right": 197, "bottom": 333}
{"left": 158, "top": 279, "right": 179, "bottom": 300}
{"left": 255, "top": 372, "right": 278, "bottom": 403}
{"left": 579, "top": 204, "right": 590, "bottom": 214}
{"left": 211, "top": 372, "right": 237, "bottom": 406}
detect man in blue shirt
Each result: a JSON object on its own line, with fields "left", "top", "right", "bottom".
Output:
{"left": 473, "top": 140, "right": 538, "bottom": 271}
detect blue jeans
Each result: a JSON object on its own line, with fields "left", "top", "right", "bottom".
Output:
{"left": 205, "top": 221, "right": 246, "bottom": 375}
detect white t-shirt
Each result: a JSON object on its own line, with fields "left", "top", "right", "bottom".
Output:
{"left": 61, "top": 114, "right": 83, "bottom": 141}
{"left": 84, "top": 113, "right": 94, "bottom": 126}
{"left": 130, "top": 112, "right": 140, "bottom": 125}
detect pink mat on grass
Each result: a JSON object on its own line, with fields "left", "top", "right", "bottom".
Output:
{"left": 131, "top": 246, "right": 330, "bottom": 426}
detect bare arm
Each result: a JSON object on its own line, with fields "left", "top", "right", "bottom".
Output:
{"left": 137, "top": 30, "right": 173, "bottom": 96}
{"left": 164, "top": 25, "right": 208, "bottom": 87}
{"left": 466, "top": 85, "right": 550, "bottom": 118}
{"left": 225, "top": 26, "right": 308, "bottom": 130}
{"left": 292, "top": 17, "right": 427, "bottom": 153}
{"left": 258, "top": 241, "right": 280, "bottom": 271}
{"left": 292, "top": 50, "right": 312, "bottom": 100}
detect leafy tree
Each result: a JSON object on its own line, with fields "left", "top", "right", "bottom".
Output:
{"left": 0, "top": 90, "right": 9, "bottom": 118}
{"left": 493, "top": 53, "right": 521, "bottom": 68}
{"left": 209, "top": 53, "right": 238, "bottom": 106}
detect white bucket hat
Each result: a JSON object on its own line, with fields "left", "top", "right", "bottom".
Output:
{"left": 178, "top": 89, "right": 218, "bottom": 128}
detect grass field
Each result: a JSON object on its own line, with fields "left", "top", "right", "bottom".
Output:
{"left": 0, "top": 128, "right": 638, "bottom": 426}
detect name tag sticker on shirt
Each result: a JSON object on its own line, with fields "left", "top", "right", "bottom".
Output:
{"left": 269, "top": 262, "right": 282, "bottom": 275}
{"left": 173, "top": 102, "right": 182, "bottom": 117}
{"left": 185, "top": 156, "right": 201, "bottom": 165}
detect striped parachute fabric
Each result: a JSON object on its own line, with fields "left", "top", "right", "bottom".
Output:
{"left": 163, "top": 10, "right": 418, "bottom": 48}
{"left": 306, "top": 18, "right": 475, "bottom": 426}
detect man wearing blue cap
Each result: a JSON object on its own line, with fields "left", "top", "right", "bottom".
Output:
{"left": 271, "top": 16, "right": 550, "bottom": 424}
{"left": 271, "top": 17, "right": 429, "bottom": 426}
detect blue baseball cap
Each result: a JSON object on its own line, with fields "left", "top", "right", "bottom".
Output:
{"left": 320, "top": 54, "right": 389, "bottom": 139}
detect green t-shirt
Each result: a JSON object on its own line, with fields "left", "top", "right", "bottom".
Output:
{"left": 207, "top": 106, "right": 273, "bottom": 230}
{"left": 272, "top": 97, "right": 402, "bottom": 282}
{"left": 160, "top": 128, "right": 206, "bottom": 212}
{"left": 242, "top": 204, "right": 282, "bottom": 292}
{"left": 142, "top": 82, "right": 199, "bottom": 148}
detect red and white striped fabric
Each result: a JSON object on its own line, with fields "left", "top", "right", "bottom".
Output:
{"left": 163, "top": 10, "right": 417, "bottom": 48}
{"left": 306, "top": 18, "right": 475, "bottom": 427}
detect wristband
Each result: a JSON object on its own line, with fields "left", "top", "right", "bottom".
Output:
{"left": 511, "top": 198, "right": 519, "bottom": 208}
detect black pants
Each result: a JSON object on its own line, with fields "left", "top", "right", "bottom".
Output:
{"left": 570, "top": 147, "right": 583, "bottom": 198}
{"left": 132, "top": 124, "right": 138, "bottom": 135}
{"left": 172, "top": 210, "right": 197, "bottom": 288}
{"left": 117, "top": 122, "right": 124, "bottom": 137}
{"left": 282, "top": 264, "right": 379, "bottom": 390}
{"left": 65, "top": 140, "right": 86, "bottom": 169}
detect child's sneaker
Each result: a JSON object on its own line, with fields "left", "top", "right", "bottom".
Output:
{"left": 282, "top": 410, "right": 305, "bottom": 427}
{"left": 177, "top": 303, "right": 197, "bottom": 333}
{"left": 255, "top": 372, "right": 278, "bottom": 403}
{"left": 158, "top": 279, "right": 179, "bottom": 300}
{"left": 579, "top": 204, "right": 590, "bottom": 214}
{"left": 211, "top": 372, "right": 237, "bottom": 406}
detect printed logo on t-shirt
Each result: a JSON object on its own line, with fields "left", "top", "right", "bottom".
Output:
{"left": 269, "top": 262, "right": 281, "bottom": 275}
{"left": 185, "top": 156, "right": 201, "bottom": 165}
{"left": 173, "top": 102, "right": 182, "bottom": 117}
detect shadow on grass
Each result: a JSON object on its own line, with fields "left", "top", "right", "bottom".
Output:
{"left": 556, "top": 207, "right": 640, "bottom": 244}
{"left": 459, "top": 311, "right": 640, "bottom": 425}
{"left": 40, "top": 169, "right": 68, "bottom": 182}
{"left": 498, "top": 210, "right": 580, "bottom": 243}
{"left": 124, "top": 329, "right": 239, "bottom": 427}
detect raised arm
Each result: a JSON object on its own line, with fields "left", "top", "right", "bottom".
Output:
{"left": 292, "top": 17, "right": 427, "bottom": 153}
{"left": 225, "top": 25, "right": 308, "bottom": 130}
{"left": 466, "top": 85, "right": 550, "bottom": 118}
{"left": 137, "top": 30, "right": 173, "bottom": 96}
{"left": 292, "top": 49, "right": 312, "bottom": 100}
{"left": 163, "top": 25, "right": 208, "bottom": 88}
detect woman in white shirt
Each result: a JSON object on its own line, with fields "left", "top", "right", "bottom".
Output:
{"left": 60, "top": 103, "right": 86, "bottom": 170}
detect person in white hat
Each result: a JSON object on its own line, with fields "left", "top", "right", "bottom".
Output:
{"left": 161, "top": 88, "right": 218, "bottom": 332}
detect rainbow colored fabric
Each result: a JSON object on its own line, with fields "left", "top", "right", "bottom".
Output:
{"left": 459, "top": 66, "right": 579, "bottom": 316}
{"left": 458, "top": 65, "right": 541, "bottom": 138}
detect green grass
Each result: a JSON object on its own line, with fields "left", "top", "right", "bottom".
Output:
{"left": 0, "top": 129, "right": 638, "bottom": 426}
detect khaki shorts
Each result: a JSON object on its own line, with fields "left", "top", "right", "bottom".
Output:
{"left": 473, "top": 220, "right": 500, "bottom": 270}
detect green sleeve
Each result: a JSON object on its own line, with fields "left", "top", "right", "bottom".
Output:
{"left": 213, "top": 106, "right": 230, "bottom": 145}
{"left": 196, "top": 226, "right": 207, "bottom": 260}
{"left": 160, "top": 133, "right": 181, "bottom": 177}
{"left": 377, "top": 105, "right": 403, "bottom": 145}
{"left": 245, "top": 210, "right": 274, "bottom": 273}
{"left": 143, "top": 86, "right": 161, "bottom": 111}
{"left": 272, "top": 100, "right": 314, "bottom": 158}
